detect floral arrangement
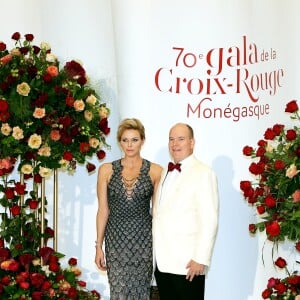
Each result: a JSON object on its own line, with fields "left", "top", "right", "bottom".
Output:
{"left": 240, "top": 100, "right": 300, "bottom": 299}
{"left": 0, "top": 32, "right": 110, "bottom": 298}
{"left": 0, "top": 31, "right": 110, "bottom": 175}
{"left": 0, "top": 246, "right": 101, "bottom": 299}
{"left": 0, "top": 163, "right": 101, "bottom": 299}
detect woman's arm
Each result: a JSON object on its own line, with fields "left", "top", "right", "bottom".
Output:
{"left": 94, "top": 163, "right": 111, "bottom": 271}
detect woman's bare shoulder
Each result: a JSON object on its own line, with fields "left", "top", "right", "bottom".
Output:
{"left": 98, "top": 162, "right": 113, "bottom": 177}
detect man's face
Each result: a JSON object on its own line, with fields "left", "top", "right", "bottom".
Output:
{"left": 168, "top": 124, "right": 194, "bottom": 163}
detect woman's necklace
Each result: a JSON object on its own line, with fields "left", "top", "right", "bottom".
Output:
{"left": 121, "top": 175, "right": 138, "bottom": 198}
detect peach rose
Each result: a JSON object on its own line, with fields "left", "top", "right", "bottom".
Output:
{"left": 292, "top": 189, "right": 300, "bottom": 202}
{"left": 33, "top": 107, "right": 46, "bottom": 119}
{"left": 46, "top": 53, "right": 57, "bottom": 63}
{"left": 16, "top": 82, "right": 30, "bottom": 96}
{"left": 86, "top": 94, "right": 97, "bottom": 105}
{"left": 46, "top": 65, "right": 58, "bottom": 77}
{"left": 12, "top": 126, "right": 24, "bottom": 140}
{"left": 89, "top": 137, "right": 100, "bottom": 148}
{"left": 39, "top": 166, "right": 51, "bottom": 178}
{"left": 28, "top": 134, "right": 42, "bottom": 149}
{"left": 50, "top": 129, "right": 61, "bottom": 141}
{"left": 74, "top": 99, "right": 85, "bottom": 112}
{"left": 0, "top": 54, "right": 12, "bottom": 65}
{"left": 1, "top": 123, "right": 12, "bottom": 136}
{"left": 286, "top": 164, "right": 300, "bottom": 178}
{"left": 99, "top": 106, "right": 109, "bottom": 118}
{"left": 20, "top": 164, "right": 33, "bottom": 175}
{"left": 38, "top": 146, "right": 51, "bottom": 157}
{"left": 84, "top": 110, "right": 93, "bottom": 122}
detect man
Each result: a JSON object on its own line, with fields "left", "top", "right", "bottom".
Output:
{"left": 153, "top": 123, "right": 219, "bottom": 300}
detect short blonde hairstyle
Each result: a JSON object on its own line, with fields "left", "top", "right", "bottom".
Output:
{"left": 117, "top": 118, "right": 145, "bottom": 142}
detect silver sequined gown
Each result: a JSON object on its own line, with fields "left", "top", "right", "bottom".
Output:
{"left": 105, "top": 159, "right": 153, "bottom": 300}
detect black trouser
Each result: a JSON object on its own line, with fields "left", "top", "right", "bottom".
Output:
{"left": 154, "top": 266, "right": 205, "bottom": 300}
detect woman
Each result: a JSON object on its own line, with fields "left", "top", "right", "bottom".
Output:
{"left": 95, "top": 118, "right": 162, "bottom": 299}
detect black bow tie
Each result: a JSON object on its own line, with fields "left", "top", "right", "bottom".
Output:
{"left": 168, "top": 162, "right": 181, "bottom": 172}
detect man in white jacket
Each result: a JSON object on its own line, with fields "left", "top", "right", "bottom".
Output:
{"left": 153, "top": 123, "right": 219, "bottom": 300}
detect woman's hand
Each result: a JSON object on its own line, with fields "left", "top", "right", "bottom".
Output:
{"left": 95, "top": 247, "right": 107, "bottom": 271}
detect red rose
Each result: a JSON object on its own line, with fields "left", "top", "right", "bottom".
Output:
{"left": 49, "top": 262, "right": 60, "bottom": 272}
{"left": 240, "top": 181, "right": 252, "bottom": 192}
{"left": 45, "top": 227, "right": 54, "bottom": 238}
{"left": 24, "top": 33, "right": 34, "bottom": 41}
{"left": 274, "top": 160, "right": 285, "bottom": 170}
{"left": 287, "top": 274, "right": 300, "bottom": 285}
{"left": 249, "top": 162, "right": 265, "bottom": 175}
{"left": 67, "top": 287, "right": 78, "bottom": 299}
{"left": 0, "top": 111, "right": 10, "bottom": 122}
{"left": 32, "top": 291, "right": 43, "bottom": 300}
{"left": 295, "top": 241, "right": 300, "bottom": 251}
{"left": 247, "top": 197, "right": 257, "bottom": 204}
{"left": 1, "top": 275, "right": 11, "bottom": 285}
{"left": 249, "top": 224, "right": 256, "bottom": 233}
{"left": 274, "top": 282, "right": 287, "bottom": 294}
{"left": 242, "top": 145, "right": 253, "bottom": 156}
{"left": 0, "top": 99, "right": 8, "bottom": 112}
{"left": 43, "top": 73, "right": 52, "bottom": 83}
{"left": 11, "top": 32, "right": 21, "bottom": 40}
{"left": 10, "top": 205, "right": 21, "bottom": 216}
{"left": 4, "top": 187, "right": 15, "bottom": 199}
{"left": 63, "top": 151, "right": 73, "bottom": 161}
{"left": 68, "top": 257, "right": 77, "bottom": 266}
{"left": 267, "top": 277, "right": 278, "bottom": 288}
{"left": 255, "top": 146, "right": 266, "bottom": 157}
{"left": 19, "top": 281, "right": 30, "bottom": 290}
{"left": 59, "top": 116, "right": 73, "bottom": 127}
{"left": 19, "top": 254, "right": 33, "bottom": 267}
{"left": 264, "top": 195, "right": 276, "bottom": 208}
{"left": 14, "top": 182, "right": 26, "bottom": 195}
{"left": 256, "top": 205, "right": 265, "bottom": 215}
{"left": 79, "top": 142, "right": 90, "bottom": 153}
{"left": 97, "top": 150, "right": 106, "bottom": 160}
{"left": 66, "top": 96, "right": 75, "bottom": 107}
{"left": 28, "top": 200, "right": 39, "bottom": 209}
{"left": 0, "top": 239, "right": 4, "bottom": 248}
{"left": 258, "top": 139, "right": 267, "bottom": 147}
{"left": 34, "top": 174, "right": 42, "bottom": 183}
{"left": 86, "top": 163, "right": 96, "bottom": 173}
{"left": 272, "top": 124, "right": 284, "bottom": 135}
{"left": 0, "top": 248, "right": 10, "bottom": 262}
{"left": 285, "top": 100, "right": 298, "bottom": 113}
{"left": 261, "top": 289, "right": 272, "bottom": 299}
{"left": 286, "top": 129, "right": 297, "bottom": 140}
{"left": 274, "top": 257, "right": 287, "bottom": 268}
{"left": 78, "top": 280, "right": 86, "bottom": 287}
{"left": 264, "top": 128, "right": 276, "bottom": 140}
{"left": 98, "top": 118, "right": 110, "bottom": 135}
{"left": 266, "top": 221, "right": 281, "bottom": 237}
{"left": 41, "top": 280, "right": 52, "bottom": 291}
{"left": 0, "top": 42, "right": 6, "bottom": 51}
{"left": 91, "top": 290, "right": 101, "bottom": 299}
{"left": 64, "top": 60, "right": 86, "bottom": 79}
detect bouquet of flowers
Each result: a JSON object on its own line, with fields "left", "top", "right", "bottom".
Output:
{"left": 0, "top": 31, "right": 110, "bottom": 175}
{"left": 0, "top": 32, "right": 109, "bottom": 299}
{"left": 240, "top": 100, "right": 300, "bottom": 299}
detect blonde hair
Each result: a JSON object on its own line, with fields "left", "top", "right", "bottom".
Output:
{"left": 117, "top": 118, "right": 145, "bottom": 142}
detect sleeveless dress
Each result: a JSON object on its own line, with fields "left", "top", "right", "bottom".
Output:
{"left": 105, "top": 159, "right": 153, "bottom": 300}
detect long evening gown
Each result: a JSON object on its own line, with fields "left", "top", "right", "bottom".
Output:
{"left": 105, "top": 159, "right": 153, "bottom": 300}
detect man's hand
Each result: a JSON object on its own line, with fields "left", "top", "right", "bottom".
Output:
{"left": 186, "top": 260, "right": 205, "bottom": 282}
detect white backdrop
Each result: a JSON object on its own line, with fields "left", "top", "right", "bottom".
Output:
{"left": 1, "top": 1, "right": 300, "bottom": 299}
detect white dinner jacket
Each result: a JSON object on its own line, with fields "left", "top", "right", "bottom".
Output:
{"left": 152, "top": 155, "right": 219, "bottom": 275}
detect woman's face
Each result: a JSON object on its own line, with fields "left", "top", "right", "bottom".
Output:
{"left": 119, "top": 129, "right": 144, "bottom": 157}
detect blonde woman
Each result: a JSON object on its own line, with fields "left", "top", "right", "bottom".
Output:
{"left": 95, "top": 118, "right": 162, "bottom": 299}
